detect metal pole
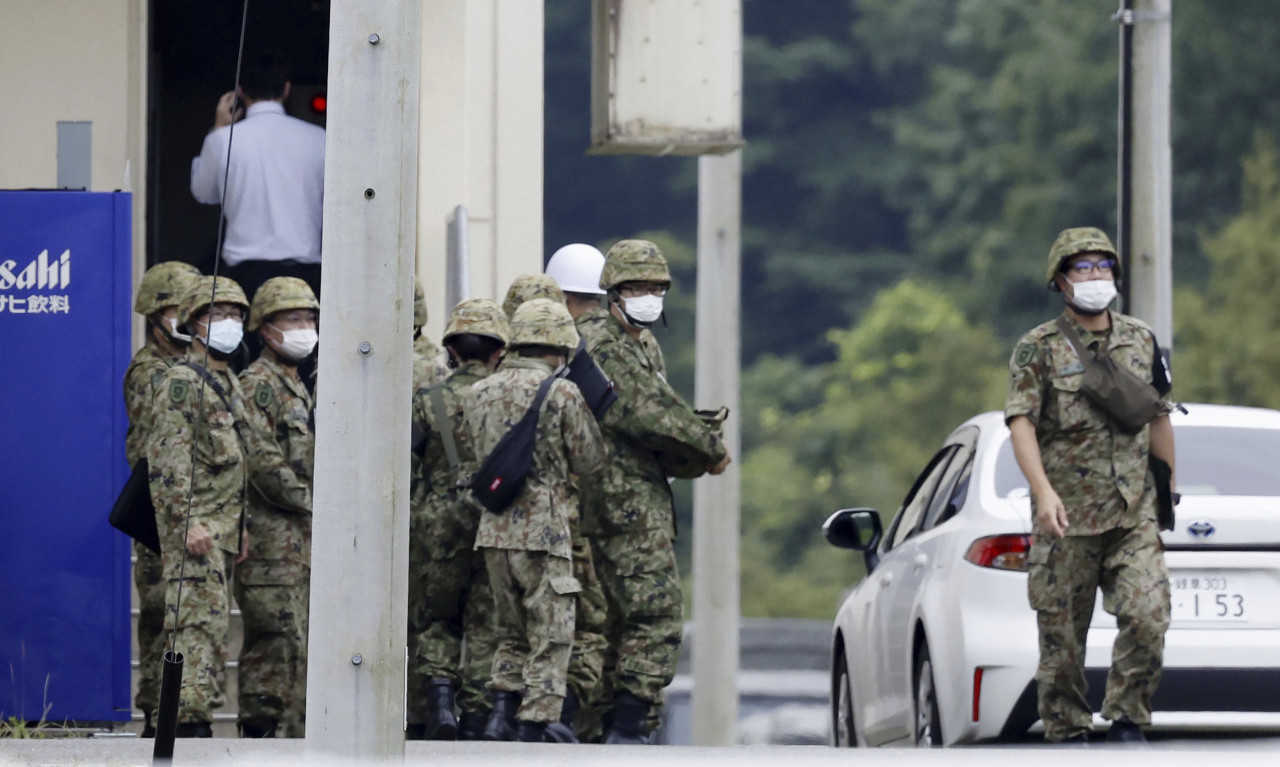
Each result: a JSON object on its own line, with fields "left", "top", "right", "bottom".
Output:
{"left": 446, "top": 204, "right": 470, "bottom": 311}
{"left": 1123, "top": 0, "right": 1174, "bottom": 345}
{"left": 1116, "top": 0, "right": 1134, "bottom": 312}
{"left": 692, "top": 149, "right": 742, "bottom": 746}
{"left": 307, "top": 0, "right": 421, "bottom": 759}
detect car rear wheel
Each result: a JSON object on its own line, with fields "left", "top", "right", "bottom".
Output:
{"left": 832, "top": 649, "right": 857, "bottom": 747}
{"left": 914, "top": 644, "right": 943, "bottom": 748}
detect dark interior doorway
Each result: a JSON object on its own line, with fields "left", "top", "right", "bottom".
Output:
{"left": 146, "top": 0, "right": 330, "bottom": 271}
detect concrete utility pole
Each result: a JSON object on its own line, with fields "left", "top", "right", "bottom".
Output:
{"left": 692, "top": 150, "right": 742, "bottom": 746}
{"left": 1120, "top": 0, "right": 1174, "bottom": 345}
{"left": 307, "top": 0, "right": 420, "bottom": 759}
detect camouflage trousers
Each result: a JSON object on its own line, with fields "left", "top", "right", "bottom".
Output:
{"left": 591, "top": 526, "right": 683, "bottom": 729}
{"left": 567, "top": 528, "right": 608, "bottom": 703}
{"left": 1027, "top": 519, "right": 1170, "bottom": 741}
{"left": 483, "top": 548, "right": 579, "bottom": 723}
{"left": 163, "top": 549, "right": 234, "bottom": 724}
{"left": 234, "top": 559, "right": 310, "bottom": 736}
{"left": 134, "top": 541, "right": 166, "bottom": 720}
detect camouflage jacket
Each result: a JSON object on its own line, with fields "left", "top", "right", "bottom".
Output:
{"left": 410, "top": 343, "right": 452, "bottom": 512}
{"left": 239, "top": 351, "right": 315, "bottom": 567}
{"left": 582, "top": 312, "right": 727, "bottom": 534}
{"left": 147, "top": 362, "right": 247, "bottom": 555}
{"left": 124, "top": 343, "right": 185, "bottom": 467}
{"left": 1004, "top": 310, "right": 1174, "bottom": 536}
{"left": 411, "top": 359, "right": 491, "bottom": 557}
{"left": 468, "top": 357, "right": 606, "bottom": 558}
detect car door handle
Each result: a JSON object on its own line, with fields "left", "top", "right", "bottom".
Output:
{"left": 880, "top": 573, "right": 894, "bottom": 588}
{"left": 913, "top": 553, "right": 928, "bottom": 570}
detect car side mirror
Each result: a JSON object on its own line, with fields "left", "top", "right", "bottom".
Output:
{"left": 822, "top": 508, "right": 882, "bottom": 551}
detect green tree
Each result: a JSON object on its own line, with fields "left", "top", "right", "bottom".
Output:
{"left": 1176, "top": 132, "right": 1280, "bottom": 408}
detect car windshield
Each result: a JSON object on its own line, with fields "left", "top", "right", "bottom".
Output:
{"left": 993, "top": 425, "right": 1280, "bottom": 498}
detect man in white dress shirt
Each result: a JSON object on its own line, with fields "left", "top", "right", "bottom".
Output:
{"left": 191, "top": 52, "right": 326, "bottom": 303}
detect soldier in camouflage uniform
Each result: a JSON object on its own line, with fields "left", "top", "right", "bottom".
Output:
{"left": 125, "top": 261, "right": 201, "bottom": 736}
{"left": 235, "top": 277, "right": 319, "bottom": 737}
{"left": 408, "top": 299, "right": 510, "bottom": 740}
{"left": 1005, "top": 227, "right": 1176, "bottom": 744}
{"left": 146, "top": 275, "right": 252, "bottom": 737}
{"left": 469, "top": 299, "right": 607, "bottom": 743}
{"left": 502, "top": 273, "right": 565, "bottom": 319}
{"left": 406, "top": 280, "right": 453, "bottom": 738}
{"left": 524, "top": 250, "right": 615, "bottom": 742}
{"left": 580, "top": 240, "right": 731, "bottom": 744}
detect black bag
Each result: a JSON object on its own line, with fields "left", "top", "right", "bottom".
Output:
{"left": 110, "top": 459, "right": 161, "bottom": 553}
{"left": 564, "top": 340, "right": 617, "bottom": 421}
{"left": 1055, "top": 316, "right": 1164, "bottom": 434}
{"left": 469, "top": 377, "right": 556, "bottom": 513}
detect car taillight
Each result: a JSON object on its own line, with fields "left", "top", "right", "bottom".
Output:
{"left": 964, "top": 534, "right": 1032, "bottom": 571}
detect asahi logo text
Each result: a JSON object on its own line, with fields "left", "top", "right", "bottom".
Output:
{"left": 0, "top": 249, "right": 71, "bottom": 291}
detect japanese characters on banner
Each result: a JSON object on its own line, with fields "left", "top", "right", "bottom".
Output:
{"left": 0, "top": 249, "right": 72, "bottom": 314}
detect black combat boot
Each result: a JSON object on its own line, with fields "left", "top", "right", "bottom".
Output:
{"left": 516, "top": 720, "right": 548, "bottom": 743}
{"left": 174, "top": 721, "right": 214, "bottom": 738}
{"left": 602, "top": 692, "right": 650, "bottom": 745}
{"left": 140, "top": 711, "right": 156, "bottom": 738}
{"left": 424, "top": 678, "right": 459, "bottom": 740}
{"left": 544, "top": 692, "right": 580, "bottom": 743}
{"left": 482, "top": 691, "right": 520, "bottom": 741}
{"left": 1106, "top": 719, "right": 1147, "bottom": 744}
{"left": 239, "top": 716, "right": 279, "bottom": 738}
{"left": 458, "top": 710, "right": 488, "bottom": 741}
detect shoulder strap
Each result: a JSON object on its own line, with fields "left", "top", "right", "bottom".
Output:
{"left": 1054, "top": 315, "right": 1094, "bottom": 367}
{"left": 530, "top": 375, "right": 556, "bottom": 414}
{"left": 182, "top": 360, "right": 232, "bottom": 412}
{"left": 429, "top": 382, "right": 461, "bottom": 470}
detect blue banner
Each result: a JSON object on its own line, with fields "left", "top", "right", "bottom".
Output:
{"left": 0, "top": 191, "right": 133, "bottom": 723}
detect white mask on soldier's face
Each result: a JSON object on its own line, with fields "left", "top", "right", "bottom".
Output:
{"left": 204, "top": 318, "right": 244, "bottom": 354}
{"left": 166, "top": 317, "right": 192, "bottom": 344}
{"left": 1069, "top": 279, "right": 1116, "bottom": 314}
{"left": 271, "top": 326, "right": 319, "bottom": 361}
{"left": 623, "top": 294, "right": 664, "bottom": 324}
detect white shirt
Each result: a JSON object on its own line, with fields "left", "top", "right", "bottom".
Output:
{"left": 190, "top": 101, "right": 326, "bottom": 266}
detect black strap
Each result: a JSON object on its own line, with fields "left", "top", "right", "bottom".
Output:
{"left": 181, "top": 360, "right": 233, "bottom": 412}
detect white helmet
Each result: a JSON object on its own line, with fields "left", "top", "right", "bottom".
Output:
{"left": 545, "top": 243, "right": 606, "bottom": 295}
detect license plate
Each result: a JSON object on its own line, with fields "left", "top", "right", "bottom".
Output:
{"left": 1170, "top": 572, "right": 1248, "bottom": 622}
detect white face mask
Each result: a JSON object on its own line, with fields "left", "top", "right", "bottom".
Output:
{"left": 1069, "top": 279, "right": 1117, "bottom": 314}
{"left": 166, "top": 317, "right": 192, "bottom": 344}
{"left": 203, "top": 318, "right": 244, "bottom": 354}
{"left": 624, "top": 294, "right": 664, "bottom": 324}
{"left": 272, "top": 326, "right": 319, "bottom": 361}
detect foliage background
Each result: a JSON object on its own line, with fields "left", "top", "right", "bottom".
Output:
{"left": 542, "top": 0, "right": 1280, "bottom": 618}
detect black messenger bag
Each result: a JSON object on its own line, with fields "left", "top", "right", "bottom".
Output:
{"left": 564, "top": 340, "right": 617, "bottom": 421}
{"left": 110, "top": 459, "right": 161, "bottom": 553}
{"left": 469, "top": 376, "right": 556, "bottom": 514}
{"left": 1055, "top": 316, "right": 1164, "bottom": 434}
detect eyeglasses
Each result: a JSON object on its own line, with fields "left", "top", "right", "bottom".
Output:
{"left": 618, "top": 283, "right": 668, "bottom": 298}
{"left": 206, "top": 308, "right": 245, "bottom": 322}
{"left": 274, "top": 310, "right": 318, "bottom": 325}
{"left": 1063, "top": 259, "right": 1117, "bottom": 276}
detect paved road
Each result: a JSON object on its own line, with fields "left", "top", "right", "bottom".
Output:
{"left": 2, "top": 736, "right": 1278, "bottom": 767}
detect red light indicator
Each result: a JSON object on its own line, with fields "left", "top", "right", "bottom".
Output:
{"left": 310, "top": 94, "right": 327, "bottom": 114}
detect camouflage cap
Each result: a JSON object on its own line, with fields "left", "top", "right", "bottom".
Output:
{"left": 1046, "top": 227, "right": 1120, "bottom": 289}
{"left": 444, "top": 298, "right": 509, "bottom": 345}
{"left": 502, "top": 273, "right": 566, "bottom": 318}
{"left": 509, "top": 297, "right": 580, "bottom": 351}
{"left": 599, "top": 239, "right": 671, "bottom": 291}
{"left": 413, "top": 281, "right": 428, "bottom": 328}
{"left": 179, "top": 275, "right": 249, "bottom": 328}
{"left": 135, "top": 261, "right": 202, "bottom": 315}
{"left": 248, "top": 277, "right": 319, "bottom": 331}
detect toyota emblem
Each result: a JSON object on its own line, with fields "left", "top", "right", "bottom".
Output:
{"left": 1186, "top": 520, "right": 1215, "bottom": 540}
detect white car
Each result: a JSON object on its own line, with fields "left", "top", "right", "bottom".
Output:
{"left": 824, "top": 404, "right": 1280, "bottom": 747}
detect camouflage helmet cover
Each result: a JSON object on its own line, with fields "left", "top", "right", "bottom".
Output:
{"left": 135, "top": 261, "right": 202, "bottom": 316}
{"left": 509, "top": 297, "right": 580, "bottom": 351}
{"left": 502, "top": 273, "right": 565, "bottom": 318}
{"left": 248, "top": 277, "right": 319, "bottom": 331}
{"left": 413, "top": 281, "right": 428, "bottom": 328}
{"left": 1046, "top": 227, "right": 1120, "bottom": 290}
{"left": 443, "top": 298, "right": 510, "bottom": 345}
{"left": 179, "top": 275, "right": 250, "bottom": 329}
{"left": 599, "top": 239, "right": 671, "bottom": 291}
